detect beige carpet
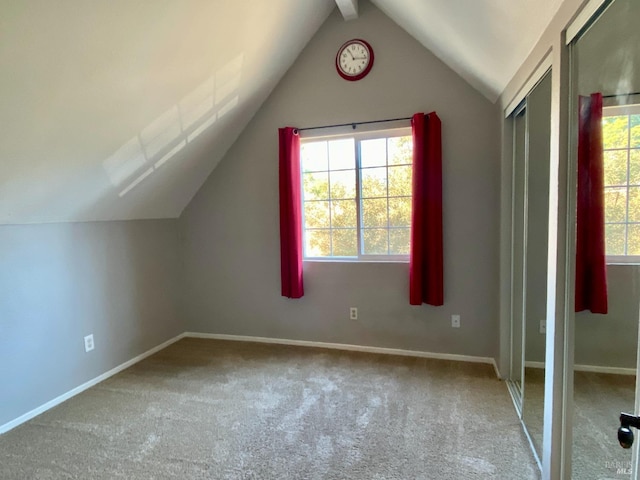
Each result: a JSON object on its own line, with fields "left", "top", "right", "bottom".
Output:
{"left": 522, "top": 367, "right": 544, "bottom": 459}
{"left": 523, "top": 367, "right": 636, "bottom": 479}
{"left": 1, "top": 338, "right": 539, "bottom": 479}
{"left": 573, "top": 371, "right": 635, "bottom": 480}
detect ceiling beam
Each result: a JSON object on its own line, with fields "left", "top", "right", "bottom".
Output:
{"left": 335, "top": 0, "right": 358, "bottom": 21}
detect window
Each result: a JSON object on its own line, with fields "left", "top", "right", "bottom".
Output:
{"left": 300, "top": 129, "right": 413, "bottom": 260}
{"left": 603, "top": 104, "right": 640, "bottom": 261}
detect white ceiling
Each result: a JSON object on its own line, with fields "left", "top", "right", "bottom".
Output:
{"left": 371, "top": 0, "right": 565, "bottom": 102}
{"left": 0, "top": 0, "right": 564, "bottom": 224}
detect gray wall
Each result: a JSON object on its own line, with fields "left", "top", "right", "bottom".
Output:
{"left": 575, "top": 266, "right": 640, "bottom": 368}
{"left": 0, "top": 220, "right": 182, "bottom": 427}
{"left": 180, "top": 1, "right": 501, "bottom": 357}
{"left": 572, "top": 0, "right": 640, "bottom": 369}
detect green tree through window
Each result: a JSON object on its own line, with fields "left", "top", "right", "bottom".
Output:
{"left": 602, "top": 106, "right": 640, "bottom": 257}
{"left": 301, "top": 132, "right": 413, "bottom": 259}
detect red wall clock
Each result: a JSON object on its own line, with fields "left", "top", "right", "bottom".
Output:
{"left": 335, "top": 39, "right": 374, "bottom": 81}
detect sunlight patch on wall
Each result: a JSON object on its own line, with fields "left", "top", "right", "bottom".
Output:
{"left": 101, "top": 54, "right": 244, "bottom": 198}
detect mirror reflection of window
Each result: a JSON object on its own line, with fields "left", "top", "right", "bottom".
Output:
{"left": 602, "top": 105, "right": 640, "bottom": 259}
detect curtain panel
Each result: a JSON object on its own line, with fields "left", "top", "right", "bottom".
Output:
{"left": 410, "top": 112, "right": 444, "bottom": 306}
{"left": 278, "top": 127, "right": 304, "bottom": 298}
{"left": 575, "top": 93, "right": 608, "bottom": 313}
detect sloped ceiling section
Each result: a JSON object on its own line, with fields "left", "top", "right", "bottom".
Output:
{"left": 0, "top": 0, "right": 334, "bottom": 224}
{"left": 1, "top": 0, "right": 565, "bottom": 224}
{"left": 371, "top": 0, "right": 564, "bottom": 101}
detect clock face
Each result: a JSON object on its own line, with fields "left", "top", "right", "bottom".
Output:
{"left": 336, "top": 39, "right": 374, "bottom": 81}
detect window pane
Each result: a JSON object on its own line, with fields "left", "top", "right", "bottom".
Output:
{"left": 631, "top": 149, "right": 640, "bottom": 185}
{"left": 605, "top": 187, "right": 627, "bottom": 223}
{"left": 328, "top": 139, "right": 355, "bottom": 171}
{"left": 361, "top": 167, "right": 387, "bottom": 198}
{"left": 628, "top": 225, "right": 640, "bottom": 255}
{"left": 389, "top": 228, "right": 411, "bottom": 255}
{"left": 389, "top": 197, "right": 412, "bottom": 227}
{"left": 362, "top": 198, "right": 388, "bottom": 227}
{"left": 304, "top": 201, "right": 330, "bottom": 228}
{"left": 302, "top": 130, "right": 414, "bottom": 261}
{"left": 606, "top": 224, "right": 626, "bottom": 256}
{"left": 602, "top": 115, "right": 629, "bottom": 150}
{"left": 330, "top": 170, "right": 356, "bottom": 199}
{"left": 305, "top": 229, "right": 331, "bottom": 257}
{"left": 363, "top": 228, "right": 388, "bottom": 255}
{"left": 388, "top": 136, "right": 413, "bottom": 165}
{"left": 332, "top": 229, "right": 357, "bottom": 256}
{"left": 303, "top": 172, "right": 329, "bottom": 200}
{"left": 388, "top": 166, "right": 412, "bottom": 196}
{"left": 331, "top": 200, "right": 357, "bottom": 228}
{"left": 631, "top": 115, "right": 640, "bottom": 148}
{"left": 629, "top": 187, "right": 640, "bottom": 222}
{"left": 361, "top": 138, "right": 387, "bottom": 167}
{"left": 603, "top": 150, "right": 628, "bottom": 186}
{"left": 301, "top": 141, "right": 328, "bottom": 172}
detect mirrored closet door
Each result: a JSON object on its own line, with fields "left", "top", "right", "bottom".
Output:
{"left": 521, "top": 71, "right": 551, "bottom": 462}
{"left": 507, "top": 69, "right": 552, "bottom": 466}
{"left": 569, "top": 0, "right": 640, "bottom": 477}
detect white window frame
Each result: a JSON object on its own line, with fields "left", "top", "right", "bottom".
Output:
{"left": 603, "top": 103, "right": 640, "bottom": 264}
{"left": 300, "top": 127, "right": 413, "bottom": 263}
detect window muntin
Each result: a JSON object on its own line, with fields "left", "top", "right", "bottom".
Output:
{"left": 603, "top": 104, "right": 640, "bottom": 262}
{"left": 301, "top": 129, "right": 413, "bottom": 260}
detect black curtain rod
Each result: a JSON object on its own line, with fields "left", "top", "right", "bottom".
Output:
{"left": 603, "top": 91, "right": 640, "bottom": 99}
{"left": 297, "top": 116, "right": 411, "bottom": 132}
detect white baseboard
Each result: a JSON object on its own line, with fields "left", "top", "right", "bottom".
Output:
{"left": 0, "top": 333, "right": 186, "bottom": 435}
{"left": 185, "top": 331, "right": 498, "bottom": 370}
{"left": 575, "top": 364, "right": 636, "bottom": 375}
{"left": 525, "top": 361, "right": 546, "bottom": 370}
{"left": 525, "top": 360, "right": 636, "bottom": 376}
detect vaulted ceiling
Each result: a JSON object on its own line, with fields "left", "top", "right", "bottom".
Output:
{"left": 0, "top": 0, "right": 564, "bottom": 224}
{"left": 372, "top": 0, "right": 564, "bottom": 101}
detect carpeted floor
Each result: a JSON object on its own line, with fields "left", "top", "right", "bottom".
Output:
{"left": 522, "top": 367, "right": 636, "bottom": 479}
{"left": 573, "top": 371, "right": 635, "bottom": 480}
{"left": 0, "top": 338, "right": 539, "bottom": 479}
{"left": 522, "top": 367, "right": 544, "bottom": 460}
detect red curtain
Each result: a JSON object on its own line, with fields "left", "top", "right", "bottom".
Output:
{"left": 410, "top": 112, "right": 444, "bottom": 306}
{"left": 279, "top": 127, "right": 304, "bottom": 298}
{"left": 575, "top": 93, "right": 608, "bottom": 313}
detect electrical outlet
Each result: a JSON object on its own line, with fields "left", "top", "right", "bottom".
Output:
{"left": 350, "top": 307, "right": 358, "bottom": 320}
{"left": 540, "top": 320, "right": 547, "bottom": 334}
{"left": 451, "top": 314, "right": 461, "bottom": 328}
{"left": 84, "top": 334, "right": 95, "bottom": 352}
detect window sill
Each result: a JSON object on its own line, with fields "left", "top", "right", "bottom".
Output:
{"left": 606, "top": 256, "right": 640, "bottom": 266}
{"left": 304, "top": 258, "right": 409, "bottom": 265}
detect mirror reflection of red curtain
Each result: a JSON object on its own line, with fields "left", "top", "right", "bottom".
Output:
{"left": 410, "top": 112, "right": 444, "bottom": 306}
{"left": 278, "top": 127, "right": 304, "bottom": 299}
{"left": 575, "top": 93, "right": 608, "bottom": 313}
